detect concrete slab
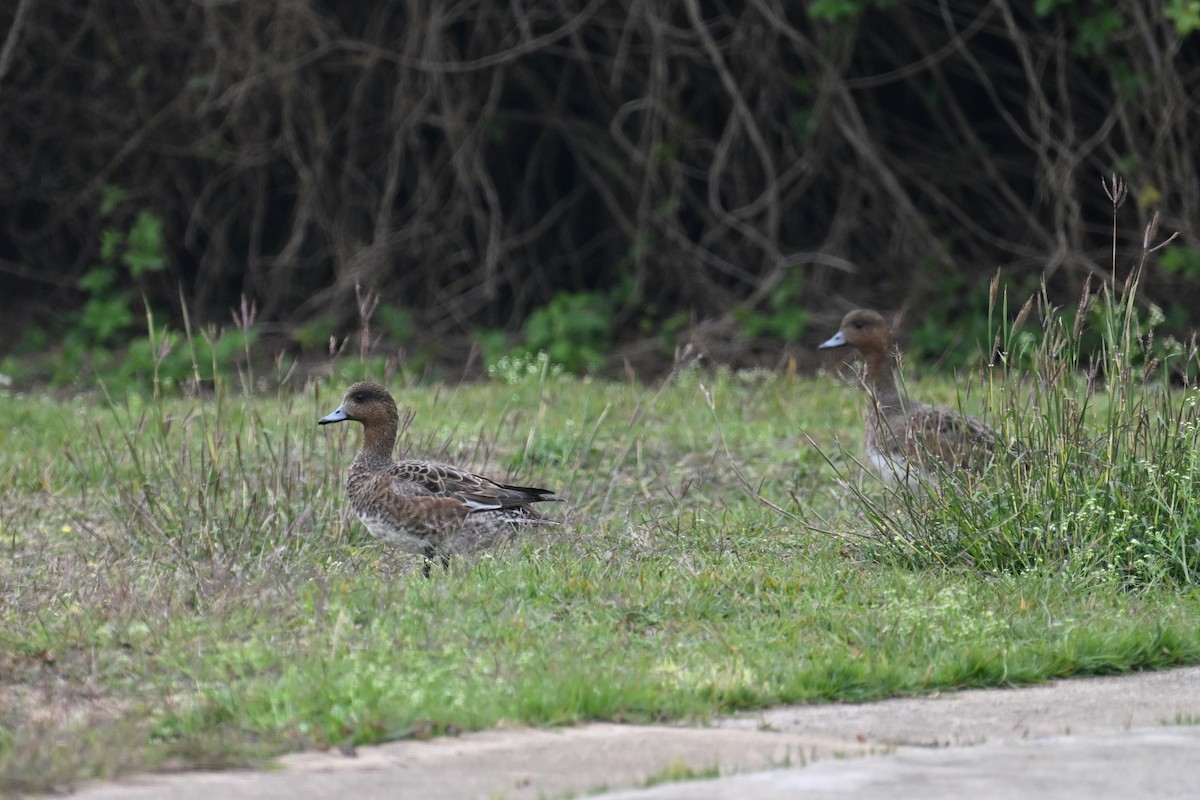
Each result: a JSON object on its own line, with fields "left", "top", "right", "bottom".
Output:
{"left": 718, "top": 665, "right": 1200, "bottom": 745}
{"left": 599, "top": 727, "right": 1200, "bottom": 800}
{"left": 67, "top": 725, "right": 873, "bottom": 800}
{"left": 64, "top": 667, "right": 1200, "bottom": 800}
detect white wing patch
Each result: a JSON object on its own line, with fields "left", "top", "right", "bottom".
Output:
{"left": 461, "top": 497, "right": 503, "bottom": 511}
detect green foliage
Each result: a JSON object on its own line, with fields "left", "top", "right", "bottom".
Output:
{"left": 1079, "top": 289, "right": 1198, "bottom": 384}
{"left": 644, "top": 309, "right": 690, "bottom": 355}
{"left": 325, "top": 356, "right": 405, "bottom": 388}
{"left": 1034, "top": 0, "right": 1126, "bottom": 55}
{"left": 6, "top": 326, "right": 48, "bottom": 357}
{"left": 8, "top": 190, "right": 262, "bottom": 393}
{"left": 1106, "top": 58, "right": 1144, "bottom": 100}
{"left": 807, "top": 0, "right": 897, "bottom": 23}
{"left": 59, "top": 190, "right": 168, "bottom": 363}
{"left": 292, "top": 314, "right": 338, "bottom": 352}
{"left": 76, "top": 197, "right": 167, "bottom": 345}
{"left": 116, "top": 322, "right": 258, "bottom": 391}
{"left": 733, "top": 269, "right": 809, "bottom": 341}
{"left": 122, "top": 212, "right": 166, "bottom": 276}
{"left": 1071, "top": 7, "right": 1125, "bottom": 55}
{"left": 1165, "top": 0, "right": 1200, "bottom": 36}
{"left": 14, "top": 317, "right": 257, "bottom": 395}
{"left": 906, "top": 272, "right": 993, "bottom": 368}
{"left": 99, "top": 184, "right": 127, "bottom": 215}
{"left": 374, "top": 305, "right": 414, "bottom": 343}
{"left": 76, "top": 278, "right": 135, "bottom": 346}
{"left": 520, "top": 290, "right": 614, "bottom": 374}
{"left": 289, "top": 307, "right": 429, "bottom": 383}
{"left": 1161, "top": 245, "right": 1200, "bottom": 280}
{"left": 472, "top": 328, "right": 511, "bottom": 367}
{"left": 788, "top": 107, "right": 818, "bottom": 144}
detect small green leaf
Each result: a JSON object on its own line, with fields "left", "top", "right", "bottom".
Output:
{"left": 122, "top": 212, "right": 166, "bottom": 276}
{"left": 99, "top": 229, "right": 123, "bottom": 263}
{"left": 99, "top": 185, "right": 127, "bottom": 217}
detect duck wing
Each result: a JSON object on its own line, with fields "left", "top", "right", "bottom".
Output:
{"left": 389, "top": 459, "right": 557, "bottom": 511}
{"left": 906, "top": 404, "right": 998, "bottom": 471}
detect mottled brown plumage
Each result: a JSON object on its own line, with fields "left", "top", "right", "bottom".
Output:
{"left": 319, "top": 382, "right": 557, "bottom": 574}
{"left": 819, "top": 309, "right": 997, "bottom": 486}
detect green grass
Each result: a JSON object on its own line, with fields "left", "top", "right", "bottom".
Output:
{"left": 2, "top": 363, "right": 1200, "bottom": 793}
{"left": 641, "top": 760, "right": 722, "bottom": 788}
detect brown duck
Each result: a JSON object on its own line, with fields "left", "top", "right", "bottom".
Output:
{"left": 819, "top": 309, "right": 997, "bottom": 486}
{"left": 319, "top": 381, "right": 557, "bottom": 574}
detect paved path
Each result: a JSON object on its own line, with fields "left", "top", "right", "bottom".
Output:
{"left": 602, "top": 727, "right": 1200, "bottom": 799}
{"left": 69, "top": 667, "right": 1200, "bottom": 800}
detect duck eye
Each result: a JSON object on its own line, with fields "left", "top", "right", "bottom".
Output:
{"left": 353, "top": 393, "right": 366, "bottom": 402}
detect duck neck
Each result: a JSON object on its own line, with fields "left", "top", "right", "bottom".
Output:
{"left": 356, "top": 418, "right": 398, "bottom": 467}
{"left": 863, "top": 343, "right": 907, "bottom": 412}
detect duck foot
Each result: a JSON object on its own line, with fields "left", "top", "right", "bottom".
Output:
{"left": 421, "top": 553, "right": 450, "bottom": 578}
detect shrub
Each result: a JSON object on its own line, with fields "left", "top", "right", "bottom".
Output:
{"left": 519, "top": 291, "right": 614, "bottom": 374}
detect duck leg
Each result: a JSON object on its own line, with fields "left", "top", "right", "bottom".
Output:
{"left": 419, "top": 549, "right": 450, "bottom": 578}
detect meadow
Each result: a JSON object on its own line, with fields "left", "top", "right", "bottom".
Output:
{"left": 2, "top": 337, "right": 1199, "bottom": 793}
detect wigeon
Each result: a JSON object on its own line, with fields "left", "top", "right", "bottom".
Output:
{"left": 819, "top": 309, "right": 997, "bottom": 486}
{"left": 319, "top": 381, "right": 557, "bottom": 574}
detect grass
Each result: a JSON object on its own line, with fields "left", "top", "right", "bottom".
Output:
{"left": 641, "top": 760, "right": 722, "bottom": 788}
{"left": 2, "top": 353, "right": 1200, "bottom": 793}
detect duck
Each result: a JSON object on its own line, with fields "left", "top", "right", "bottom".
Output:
{"left": 818, "top": 309, "right": 997, "bottom": 486}
{"left": 318, "top": 381, "right": 558, "bottom": 575}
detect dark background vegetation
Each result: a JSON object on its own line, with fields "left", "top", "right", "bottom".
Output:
{"left": 1, "top": 0, "right": 1198, "bottom": 382}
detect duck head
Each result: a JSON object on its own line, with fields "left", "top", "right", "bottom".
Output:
{"left": 819, "top": 309, "right": 892, "bottom": 354}
{"left": 318, "top": 381, "right": 399, "bottom": 428}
